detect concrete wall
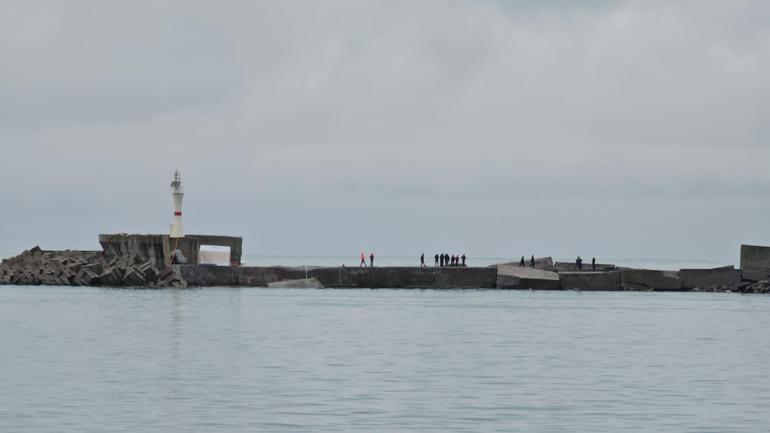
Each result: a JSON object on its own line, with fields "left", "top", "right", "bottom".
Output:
{"left": 181, "top": 265, "right": 498, "bottom": 288}
{"left": 180, "top": 264, "right": 242, "bottom": 286}
{"left": 167, "top": 237, "right": 199, "bottom": 265}
{"left": 559, "top": 271, "right": 621, "bottom": 290}
{"left": 619, "top": 269, "right": 682, "bottom": 291}
{"left": 100, "top": 234, "right": 241, "bottom": 266}
{"left": 97, "top": 234, "right": 200, "bottom": 265}
{"left": 741, "top": 245, "right": 770, "bottom": 271}
{"left": 680, "top": 266, "right": 742, "bottom": 289}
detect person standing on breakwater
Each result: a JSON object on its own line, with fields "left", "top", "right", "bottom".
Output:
{"left": 592, "top": 257, "right": 596, "bottom": 271}
{"left": 520, "top": 256, "right": 525, "bottom": 267}
{"left": 370, "top": 252, "right": 375, "bottom": 268}
{"left": 360, "top": 252, "right": 367, "bottom": 267}
{"left": 434, "top": 254, "right": 439, "bottom": 266}
{"left": 530, "top": 255, "right": 535, "bottom": 268}
{"left": 420, "top": 253, "right": 426, "bottom": 267}
{"left": 576, "top": 256, "right": 583, "bottom": 270}
{"left": 439, "top": 254, "right": 444, "bottom": 266}
{"left": 461, "top": 254, "right": 466, "bottom": 267}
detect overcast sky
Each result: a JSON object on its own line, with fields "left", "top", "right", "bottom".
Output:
{"left": 1, "top": 0, "right": 768, "bottom": 262}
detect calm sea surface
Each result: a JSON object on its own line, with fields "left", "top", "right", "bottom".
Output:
{"left": 1, "top": 286, "right": 769, "bottom": 432}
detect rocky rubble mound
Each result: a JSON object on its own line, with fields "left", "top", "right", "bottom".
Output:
{"left": 0, "top": 247, "right": 186, "bottom": 288}
{"left": 691, "top": 279, "right": 770, "bottom": 294}
{"left": 735, "top": 279, "right": 770, "bottom": 294}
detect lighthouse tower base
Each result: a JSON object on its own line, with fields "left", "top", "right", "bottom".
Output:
{"left": 170, "top": 221, "right": 184, "bottom": 238}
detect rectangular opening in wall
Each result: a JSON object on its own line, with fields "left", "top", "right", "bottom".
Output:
{"left": 199, "top": 245, "right": 231, "bottom": 266}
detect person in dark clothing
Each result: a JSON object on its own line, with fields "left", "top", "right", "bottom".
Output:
{"left": 592, "top": 257, "right": 596, "bottom": 271}
{"left": 440, "top": 254, "right": 444, "bottom": 267}
{"left": 530, "top": 255, "right": 535, "bottom": 268}
{"left": 576, "top": 256, "right": 582, "bottom": 270}
{"left": 461, "top": 254, "right": 466, "bottom": 266}
{"left": 370, "top": 252, "right": 374, "bottom": 268}
{"left": 520, "top": 256, "right": 525, "bottom": 267}
{"left": 420, "top": 253, "right": 426, "bottom": 267}
{"left": 435, "top": 254, "right": 439, "bottom": 266}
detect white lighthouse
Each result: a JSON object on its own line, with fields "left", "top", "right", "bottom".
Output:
{"left": 170, "top": 170, "right": 184, "bottom": 238}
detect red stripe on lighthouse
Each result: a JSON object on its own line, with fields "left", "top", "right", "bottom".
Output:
{"left": 174, "top": 211, "right": 182, "bottom": 216}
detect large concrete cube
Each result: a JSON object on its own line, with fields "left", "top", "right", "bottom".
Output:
{"left": 620, "top": 269, "right": 682, "bottom": 291}
{"left": 496, "top": 265, "right": 560, "bottom": 290}
{"left": 559, "top": 271, "right": 621, "bottom": 290}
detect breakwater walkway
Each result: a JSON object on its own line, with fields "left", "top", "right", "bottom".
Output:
{"left": 2, "top": 246, "right": 770, "bottom": 293}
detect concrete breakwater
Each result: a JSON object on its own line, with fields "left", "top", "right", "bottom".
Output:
{"left": 3, "top": 241, "right": 770, "bottom": 292}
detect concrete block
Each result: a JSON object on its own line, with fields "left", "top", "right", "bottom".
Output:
{"left": 137, "top": 260, "right": 154, "bottom": 273}
{"left": 496, "top": 265, "right": 560, "bottom": 290}
{"left": 559, "top": 271, "right": 621, "bottom": 290}
{"left": 145, "top": 267, "right": 160, "bottom": 284}
{"left": 741, "top": 245, "right": 770, "bottom": 273}
{"left": 82, "top": 262, "right": 103, "bottom": 275}
{"left": 95, "top": 267, "right": 122, "bottom": 286}
{"left": 74, "top": 268, "right": 94, "bottom": 285}
{"left": 680, "top": 266, "right": 741, "bottom": 289}
{"left": 122, "top": 267, "right": 146, "bottom": 286}
{"left": 620, "top": 269, "right": 682, "bottom": 291}
{"left": 742, "top": 268, "right": 770, "bottom": 282}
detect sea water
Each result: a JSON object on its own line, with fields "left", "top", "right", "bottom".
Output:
{"left": 1, "top": 285, "right": 768, "bottom": 432}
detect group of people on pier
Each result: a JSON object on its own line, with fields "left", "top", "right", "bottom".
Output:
{"left": 575, "top": 256, "right": 597, "bottom": 270}
{"left": 362, "top": 252, "right": 596, "bottom": 270}
{"left": 518, "top": 255, "right": 598, "bottom": 270}
{"left": 519, "top": 255, "right": 537, "bottom": 268}
{"left": 424, "top": 253, "right": 466, "bottom": 267}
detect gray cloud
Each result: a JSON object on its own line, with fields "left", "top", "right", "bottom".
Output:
{"left": 1, "top": 0, "right": 768, "bottom": 261}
